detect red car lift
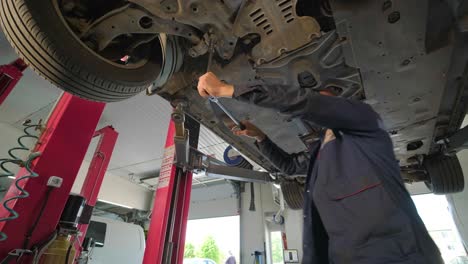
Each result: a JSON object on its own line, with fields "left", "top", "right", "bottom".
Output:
{"left": 76, "top": 126, "right": 118, "bottom": 255}
{"left": 143, "top": 105, "right": 200, "bottom": 264}
{"left": 0, "top": 59, "right": 27, "bottom": 105}
{"left": 144, "top": 103, "right": 272, "bottom": 264}
{"left": 0, "top": 91, "right": 105, "bottom": 261}
{"left": 0, "top": 58, "right": 271, "bottom": 263}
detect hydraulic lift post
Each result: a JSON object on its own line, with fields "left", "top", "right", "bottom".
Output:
{"left": 76, "top": 126, "right": 119, "bottom": 257}
{"left": 144, "top": 103, "right": 272, "bottom": 264}
{"left": 143, "top": 109, "right": 200, "bottom": 264}
{"left": 0, "top": 93, "right": 105, "bottom": 260}
{"left": 0, "top": 59, "right": 27, "bottom": 105}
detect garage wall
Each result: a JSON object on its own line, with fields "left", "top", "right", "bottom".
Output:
{"left": 447, "top": 117, "right": 468, "bottom": 249}
{"left": 71, "top": 160, "right": 153, "bottom": 211}
{"left": 240, "top": 183, "right": 267, "bottom": 263}
{"left": 284, "top": 209, "right": 304, "bottom": 259}
{"left": 0, "top": 122, "right": 37, "bottom": 165}
{"left": 0, "top": 123, "right": 26, "bottom": 167}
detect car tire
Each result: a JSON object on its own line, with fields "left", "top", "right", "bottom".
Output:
{"left": 280, "top": 180, "right": 305, "bottom": 210}
{"left": 0, "top": 0, "right": 164, "bottom": 102}
{"left": 424, "top": 154, "right": 465, "bottom": 194}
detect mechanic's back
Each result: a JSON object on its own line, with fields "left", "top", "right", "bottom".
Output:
{"left": 197, "top": 72, "right": 443, "bottom": 264}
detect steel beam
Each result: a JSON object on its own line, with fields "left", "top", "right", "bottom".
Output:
{"left": 0, "top": 93, "right": 105, "bottom": 259}
{"left": 0, "top": 59, "right": 27, "bottom": 105}
{"left": 143, "top": 114, "right": 199, "bottom": 264}
{"left": 446, "top": 125, "right": 468, "bottom": 152}
{"left": 77, "top": 126, "right": 118, "bottom": 252}
{"left": 205, "top": 164, "right": 272, "bottom": 183}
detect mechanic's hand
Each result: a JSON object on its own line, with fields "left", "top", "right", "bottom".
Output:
{"left": 198, "top": 72, "right": 234, "bottom": 98}
{"left": 232, "top": 121, "right": 266, "bottom": 142}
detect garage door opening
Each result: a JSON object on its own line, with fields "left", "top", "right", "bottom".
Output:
{"left": 412, "top": 194, "right": 467, "bottom": 263}
{"left": 270, "top": 231, "right": 285, "bottom": 264}
{"left": 184, "top": 216, "right": 240, "bottom": 264}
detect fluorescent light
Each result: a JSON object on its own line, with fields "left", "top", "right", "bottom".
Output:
{"left": 98, "top": 199, "right": 133, "bottom": 209}
{"left": 7, "top": 176, "right": 15, "bottom": 179}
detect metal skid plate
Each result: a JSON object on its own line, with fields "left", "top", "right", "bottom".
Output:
{"left": 233, "top": 0, "right": 321, "bottom": 64}
{"left": 330, "top": 0, "right": 456, "bottom": 165}
{"left": 256, "top": 31, "right": 362, "bottom": 98}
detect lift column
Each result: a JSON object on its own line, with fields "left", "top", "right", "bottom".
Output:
{"left": 0, "top": 93, "right": 105, "bottom": 260}
{"left": 76, "top": 126, "right": 119, "bottom": 256}
{"left": 143, "top": 113, "right": 200, "bottom": 264}
{"left": 0, "top": 59, "right": 27, "bottom": 105}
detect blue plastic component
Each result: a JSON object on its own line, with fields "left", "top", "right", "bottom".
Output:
{"left": 223, "top": 145, "right": 243, "bottom": 166}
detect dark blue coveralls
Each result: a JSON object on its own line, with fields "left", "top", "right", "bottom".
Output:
{"left": 233, "top": 83, "right": 444, "bottom": 264}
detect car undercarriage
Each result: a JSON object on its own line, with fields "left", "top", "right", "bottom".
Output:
{"left": 1, "top": 0, "right": 467, "bottom": 195}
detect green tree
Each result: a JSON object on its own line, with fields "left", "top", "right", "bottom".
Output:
{"left": 199, "top": 236, "right": 221, "bottom": 263}
{"left": 184, "top": 243, "right": 196, "bottom": 258}
{"left": 271, "top": 232, "right": 284, "bottom": 263}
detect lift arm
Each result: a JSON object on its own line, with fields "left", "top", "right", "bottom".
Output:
{"left": 446, "top": 125, "right": 468, "bottom": 152}
{"left": 171, "top": 102, "right": 272, "bottom": 184}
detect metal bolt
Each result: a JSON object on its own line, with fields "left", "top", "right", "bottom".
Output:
{"left": 139, "top": 16, "right": 153, "bottom": 29}
{"left": 388, "top": 11, "right": 401, "bottom": 24}
{"left": 189, "top": 49, "right": 197, "bottom": 57}
{"left": 402, "top": 59, "right": 410, "bottom": 66}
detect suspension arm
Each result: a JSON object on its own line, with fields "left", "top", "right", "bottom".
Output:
{"left": 82, "top": 5, "right": 201, "bottom": 51}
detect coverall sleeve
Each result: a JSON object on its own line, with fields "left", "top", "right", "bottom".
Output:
{"left": 233, "top": 83, "right": 381, "bottom": 132}
{"left": 255, "top": 137, "right": 309, "bottom": 176}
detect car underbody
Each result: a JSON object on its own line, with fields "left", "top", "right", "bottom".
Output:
{"left": 1, "top": 0, "right": 467, "bottom": 193}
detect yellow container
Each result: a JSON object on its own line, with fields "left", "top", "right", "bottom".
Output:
{"left": 39, "top": 235, "right": 75, "bottom": 264}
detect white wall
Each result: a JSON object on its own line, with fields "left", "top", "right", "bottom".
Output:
{"left": 0, "top": 122, "right": 35, "bottom": 164}
{"left": 240, "top": 183, "right": 268, "bottom": 263}
{"left": 284, "top": 209, "right": 304, "bottom": 261}
{"left": 71, "top": 159, "right": 153, "bottom": 210}
{"left": 447, "top": 117, "right": 468, "bottom": 249}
